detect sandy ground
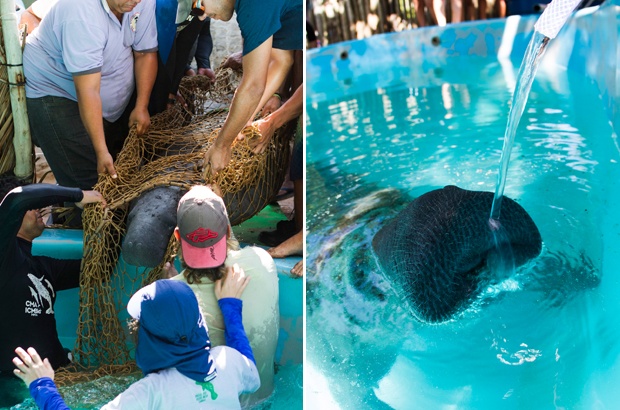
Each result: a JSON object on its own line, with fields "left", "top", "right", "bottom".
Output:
{"left": 208, "top": 17, "right": 242, "bottom": 68}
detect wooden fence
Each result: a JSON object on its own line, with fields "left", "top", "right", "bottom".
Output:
{"left": 307, "top": 0, "right": 510, "bottom": 46}
{"left": 308, "top": 0, "right": 418, "bottom": 46}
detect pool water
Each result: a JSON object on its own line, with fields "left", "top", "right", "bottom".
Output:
{"left": 2, "top": 365, "right": 302, "bottom": 409}
{"left": 306, "top": 52, "right": 620, "bottom": 409}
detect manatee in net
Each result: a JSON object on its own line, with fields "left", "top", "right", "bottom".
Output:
{"left": 372, "top": 185, "right": 542, "bottom": 323}
{"left": 122, "top": 186, "right": 185, "bottom": 267}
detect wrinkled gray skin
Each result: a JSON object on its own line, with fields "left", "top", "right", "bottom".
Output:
{"left": 372, "top": 185, "right": 542, "bottom": 323}
{"left": 122, "top": 186, "right": 185, "bottom": 267}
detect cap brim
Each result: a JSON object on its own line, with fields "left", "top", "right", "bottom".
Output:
{"left": 181, "top": 234, "right": 227, "bottom": 269}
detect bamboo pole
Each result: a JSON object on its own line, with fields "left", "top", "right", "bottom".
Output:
{"left": 1, "top": 0, "right": 33, "bottom": 178}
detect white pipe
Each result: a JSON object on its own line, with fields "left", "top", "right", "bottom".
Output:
{"left": 534, "top": 0, "right": 582, "bottom": 39}
{"left": 1, "top": 0, "right": 33, "bottom": 178}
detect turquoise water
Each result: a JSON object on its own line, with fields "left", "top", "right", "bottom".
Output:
{"left": 2, "top": 364, "right": 302, "bottom": 409}
{"left": 306, "top": 57, "right": 620, "bottom": 409}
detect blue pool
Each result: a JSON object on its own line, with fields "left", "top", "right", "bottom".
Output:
{"left": 306, "top": 3, "right": 620, "bottom": 409}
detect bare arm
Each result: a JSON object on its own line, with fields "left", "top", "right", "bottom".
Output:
{"left": 249, "top": 48, "right": 294, "bottom": 122}
{"left": 130, "top": 51, "right": 158, "bottom": 136}
{"left": 73, "top": 72, "right": 116, "bottom": 179}
{"left": 203, "top": 38, "right": 273, "bottom": 174}
{"left": 19, "top": 9, "right": 41, "bottom": 34}
{"left": 251, "top": 83, "right": 303, "bottom": 153}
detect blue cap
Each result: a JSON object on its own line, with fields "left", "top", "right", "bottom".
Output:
{"left": 128, "top": 279, "right": 216, "bottom": 382}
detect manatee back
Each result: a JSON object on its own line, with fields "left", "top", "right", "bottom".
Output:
{"left": 372, "top": 186, "right": 542, "bottom": 323}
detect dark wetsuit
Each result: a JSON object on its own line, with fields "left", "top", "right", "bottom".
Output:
{"left": 0, "top": 184, "right": 83, "bottom": 373}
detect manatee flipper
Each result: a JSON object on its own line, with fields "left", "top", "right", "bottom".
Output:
{"left": 372, "top": 185, "right": 542, "bottom": 323}
{"left": 122, "top": 186, "right": 185, "bottom": 267}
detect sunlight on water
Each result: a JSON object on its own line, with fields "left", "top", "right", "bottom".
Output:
{"left": 306, "top": 53, "right": 619, "bottom": 409}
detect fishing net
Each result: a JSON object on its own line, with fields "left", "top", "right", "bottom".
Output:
{"left": 55, "top": 66, "right": 295, "bottom": 383}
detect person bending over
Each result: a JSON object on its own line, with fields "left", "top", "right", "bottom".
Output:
{"left": 201, "top": 0, "right": 303, "bottom": 173}
{"left": 23, "top": 0, "right": 158, "bottom": 188}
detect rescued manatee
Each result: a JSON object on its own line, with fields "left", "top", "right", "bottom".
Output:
{"left": 122, "top": 186, "right": 185, "bottom": 267}
{"left": 372, "top": 185, "right": 542, "bottom": 323}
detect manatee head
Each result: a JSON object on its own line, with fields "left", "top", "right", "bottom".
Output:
{"left": 372, "top": 185, "right": 542, "bottom": 323}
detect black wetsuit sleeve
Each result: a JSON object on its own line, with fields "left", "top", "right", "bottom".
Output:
{"left": 0, "top": 184, "right": 83, "bottom": 262}
{"left": 218, "top": 298, "right": 256, "bottom": 365}
{"left": 46, "top": 259, "right": 82, "bottom": 291}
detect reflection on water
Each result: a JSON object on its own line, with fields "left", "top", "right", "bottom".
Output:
{"left": 306, "top": 60, "right": 619, "bottom": 409}
{"left": 2, "top": 364, "right": 302, "bottom": 410}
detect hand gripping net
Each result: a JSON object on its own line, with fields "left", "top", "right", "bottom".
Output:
{"left": 55, "top": 66, "right": 295, "bottom": 383}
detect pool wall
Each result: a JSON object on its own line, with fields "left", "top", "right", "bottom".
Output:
{"left": 32, "top": 229, "right": 303, "bottom": 367}
{"left": 307, "top": 0, "right": 619, "bottom": 141}
{"left": 541, "top": 0, "right": 619, "bottom": 138}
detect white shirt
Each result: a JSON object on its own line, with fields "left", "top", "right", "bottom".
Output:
{"left": 101, "top": 346, "right": 260, "bottom": 409}
{"left": 172, "top": 246, "right": 279, "bottom": 406}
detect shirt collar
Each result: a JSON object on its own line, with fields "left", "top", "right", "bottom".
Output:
{"left": 101, "top": 0, "right": 123, "bottom": 28}
{"left": 101, "top": 0, "right": 111, "bottom": 13}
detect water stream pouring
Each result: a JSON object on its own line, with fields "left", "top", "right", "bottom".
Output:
{"left": 490, "top": 0, "right": 583, "bottom": 223}
{"left": 488, "top": 0, "right": 583, "bottom": 274}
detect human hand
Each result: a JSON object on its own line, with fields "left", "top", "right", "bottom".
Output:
{"left": 167, "top": 92, "right": 188, "bottom": 110}
{"left": 206, "top": 183, "right": 223, "bottom": 197}
{"left": 13, "top": 347, "right": 55, "bottom": 386}
{"left": 203, "top": 142, "right": 232, "bottom": 176}
{"left": 215, "top": 264, "right": 250, "bottom": 300}
{"left": 197, "top": 68, "right": 216, "bottom": 81}
{"left": 222, "top": 51, "right": 242, "bottom": 71}
{"left": 96, "top": 151, "right": 117, "bottom": 179}
{"left": 129, "top": 106, "right": 151, "bottom": 136}
{"left": 259, "top": 95, "right": 281, "bottom": 118}
{"left": 291, "top": 260, "right": 303, "bottom": 278}
{"left": 250, "top": 117, "right": 276, "bottom": 154}
{"left": 76, "top": 190, "right": 106, "bottom": 209}
{"left": 163, "top": 261, "right": 179, "bottom": 278}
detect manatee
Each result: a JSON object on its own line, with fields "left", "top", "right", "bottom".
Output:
{"left": 122, "top": 186, "right": 185, "bottom": 267}
{"left": 372, "top": 185, "right": 542, "bottom": 323}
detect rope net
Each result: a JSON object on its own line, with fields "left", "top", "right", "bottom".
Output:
{"left": 56, "top": 66, "right": 294, "bottom": 384}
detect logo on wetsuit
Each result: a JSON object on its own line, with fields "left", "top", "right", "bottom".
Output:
{"left": 24, "top": 274, "right": 55, "bottom": 317}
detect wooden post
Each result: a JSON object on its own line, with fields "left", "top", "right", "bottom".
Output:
{"left": 0, "top": 0, "right": 33, "bottom": 179}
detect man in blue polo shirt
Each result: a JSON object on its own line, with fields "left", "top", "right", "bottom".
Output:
{"left": 23, "top": 0, "right": 158, "bottom": 189}
{"left": 201, "top": 0, "right": 303, "bottom": 174}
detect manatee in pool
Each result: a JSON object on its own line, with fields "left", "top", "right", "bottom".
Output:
{"left": 372, "top": 185, "right": 543, "bottom": 323}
